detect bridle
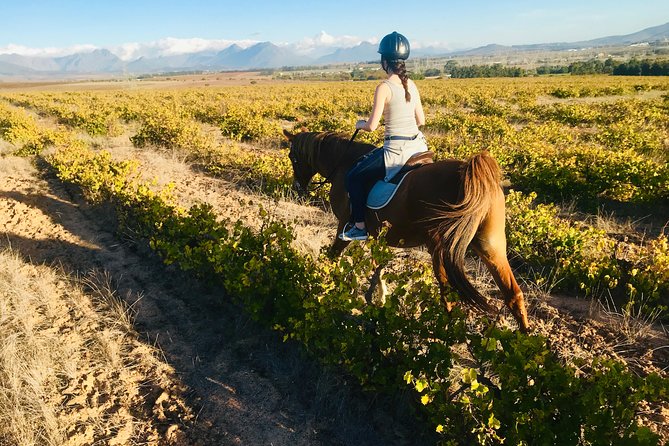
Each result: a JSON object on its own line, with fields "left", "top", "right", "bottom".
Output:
{"left": 291, "top": 129, "right": 360, "bottom": 194}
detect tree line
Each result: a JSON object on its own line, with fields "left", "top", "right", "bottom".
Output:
{"left": 428, "top": 58, "right": 669, "bottom": 78}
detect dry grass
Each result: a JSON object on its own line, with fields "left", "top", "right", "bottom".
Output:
{"left": 0, "top": 248, "right": 192, "bottom": 445}
{"left": 555, "top": 198, "right": 667, "bottom": 242}
{"left": 0, "top": 249, "right": 67, "bottom": 445}
{"left": 79, "top": 269, "right": 139, "bottom": 333}
{"left": 592, "top": 209, "right": 641, "bottom": 234}
{"left": 599, "top": 292, "right": 665, "bottom": 345}
{"left": 0, "top": 154, "right": 33, "bottom": 176}
{"left": 0, "top": 139, "right": 17, "bottom": 156}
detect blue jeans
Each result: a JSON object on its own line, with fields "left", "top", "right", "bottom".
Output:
{"left": 345, "top": 148, "right": 385, "bottom": 223}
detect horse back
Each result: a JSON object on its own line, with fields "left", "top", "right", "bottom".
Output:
{"left": 365, "top": 159, "right": 465, "bottom": 246}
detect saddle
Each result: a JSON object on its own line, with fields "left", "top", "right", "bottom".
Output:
{"left": 367, "top": 151, "right": 435, "bottom": 209}
{"left": 387, "top": 151, "right": 434, "bottom": 184}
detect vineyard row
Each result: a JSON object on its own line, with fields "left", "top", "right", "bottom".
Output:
{"left": 44, "top": 135, "right": 669, "bottom": 445}
{"left": 1, "top": 97, "right": 667, "bottom": 318}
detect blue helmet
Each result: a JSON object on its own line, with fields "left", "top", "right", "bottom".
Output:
{"left": 378, "top": 31, "right": 410, "bottom": 60}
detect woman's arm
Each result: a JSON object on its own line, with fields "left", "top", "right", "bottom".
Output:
{"left": 414, "top": 86, "right": 426, "bottom": 126}
{"left": 356, "top": 82, "right": 390, "bottom": 131}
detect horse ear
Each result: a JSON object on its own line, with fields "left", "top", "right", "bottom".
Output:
{"left": 283, "top": 129, "right": 295, "bottom": 141}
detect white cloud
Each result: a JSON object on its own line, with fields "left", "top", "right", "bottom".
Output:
{"left": 292, "top": 31, "right": 456, "bottom": 55}
{"left": 0, "top": 43, "right": 98, "bottom": 57}
{"left": 0, "top": 38, "right": 260, "bottom": 61}
{"left": 411, "top": 40, "right": 455, "bottom": 51}
{"left": 110, "top": 37, "right": 260, "bottom": 60}
{"left": 292, "top": 31, "right": 377, "bottom": 55}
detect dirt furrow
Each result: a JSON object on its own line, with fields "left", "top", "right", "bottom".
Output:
{"left": 0, "top": 156, "right": 425, "bottom": 445}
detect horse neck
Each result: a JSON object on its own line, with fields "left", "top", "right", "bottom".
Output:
{"left": 315, "top": 135, "right": 374, "bottom": 174}
{"left": 294, "top": 132, "right": 375, "bottom": 181}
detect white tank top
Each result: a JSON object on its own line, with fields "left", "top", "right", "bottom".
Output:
{"left": 383, "top": 80, "right": 420, "bottom": 138}
{"left": 381, "top": 80, "right": 427, "bottom": 181}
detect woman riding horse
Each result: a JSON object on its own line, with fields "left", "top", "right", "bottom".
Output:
{"left": 284, "top": 128, "right": 531, "bottom": 332}
{"left": 283, "top": 33, "right": 531, "bottom": 333}
{"left": 341, "top": 31, "right": 429, "bottom": 242}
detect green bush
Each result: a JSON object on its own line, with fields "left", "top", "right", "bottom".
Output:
{"left": 220, "top": 105, "right": 281, "bottom": 141}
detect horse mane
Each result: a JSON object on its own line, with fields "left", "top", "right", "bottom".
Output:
{"left": 291, "top": 132, "right": 336, "bottom": 167}
{"left": 292, "top": 131, "right": 373, "bottom": 169}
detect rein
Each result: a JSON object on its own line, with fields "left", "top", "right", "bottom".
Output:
{"left": 308, "top": 129, "right": 360, "bottom": 192}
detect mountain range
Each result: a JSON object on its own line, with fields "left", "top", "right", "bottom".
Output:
{"left": 1, "top": 22, "right": 668, "bottom": 78}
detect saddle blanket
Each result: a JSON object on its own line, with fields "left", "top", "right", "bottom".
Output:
{"left": 366, "top": 171, "right": 411, "bottom": 210}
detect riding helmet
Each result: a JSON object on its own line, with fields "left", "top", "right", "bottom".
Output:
{"left": 377, "top": 31, "right": 410, "bottom": 60}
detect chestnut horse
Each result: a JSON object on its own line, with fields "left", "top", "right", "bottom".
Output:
{"left": 284, "top": 130, "right": 530, "bottom": 332}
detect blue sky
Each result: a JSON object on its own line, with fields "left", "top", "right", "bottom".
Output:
{"left": 1, "top": 0, "right": 668, "bottom": 58}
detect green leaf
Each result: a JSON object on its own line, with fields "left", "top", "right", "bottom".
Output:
{"left": 482, "top": 337, "right": 497, "bottom": 351}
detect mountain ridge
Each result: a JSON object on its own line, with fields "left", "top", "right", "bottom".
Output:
{"left": 0, "top": 22, "right": 667, "bottom": 78}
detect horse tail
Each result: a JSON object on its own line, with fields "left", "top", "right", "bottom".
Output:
{"left": 432, "top": 151, "right": 502, "bottom": 312}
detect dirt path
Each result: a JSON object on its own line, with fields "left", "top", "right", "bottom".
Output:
{"left": 0, "top": 156, "right": 428, "bottom": 445}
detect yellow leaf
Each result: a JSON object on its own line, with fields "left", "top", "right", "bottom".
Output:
{"left": 415, "top": 379, "right": 428, "bottom": 393}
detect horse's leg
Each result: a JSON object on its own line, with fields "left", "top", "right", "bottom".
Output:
{"left": 472, "top": 237, "right": 530, "bottom": 332}
{"left": 328, "top": 238, "right": 349, "bottom": 257}
{"left": 428, "top": 241, "right": 457, "bottom": 312}
{"left": 330, "top": 217, "right": 385, "bottom": 305}
{"left": 364, "top": 261, "right": 387, "bottom": 306}
{"left": 327, "top": 221, "right": 350, "bottom": 257}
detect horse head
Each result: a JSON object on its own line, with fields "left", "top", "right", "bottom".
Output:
{"left": 283, "top": 129, "right": 318, "bottom": 198}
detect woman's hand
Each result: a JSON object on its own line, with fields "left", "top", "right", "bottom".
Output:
{"left": 356, "top": 119, "right": 368, "bottom": 131}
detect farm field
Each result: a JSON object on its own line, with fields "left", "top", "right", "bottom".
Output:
{"left": 1, "top": 74, "right": 668, "bottom": 445}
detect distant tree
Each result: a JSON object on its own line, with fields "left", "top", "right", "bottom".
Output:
{"left": 366, "top": 70, "right": 387, "bottom": 80}
{"left": 569, "top": 60, "right": 606, "bottom": 75}
{"left": 424, "top": 68, "right": 442, "bottom": 77}
{"left": 612, "top": 58, "right": 669, "bottom": 76}
{"left": 350, "top": 68, "right": 365, "bottom": 80}
{"left": 443, "top": 60, "right": 458, "bottom": 75}
{"left": 614, "top": 59, "right": 642, "bottom": 76}
{"left": 532, "top": 57, "right": 668, "bottom": 77}
{"left": 446, "top": 63, "right": 527, "bottom": 78}
{"left": 536, "top": 65, "right": 570, "bottom": 75}
{"left": 628, "top": 59, "right": 642, "bottom": 75}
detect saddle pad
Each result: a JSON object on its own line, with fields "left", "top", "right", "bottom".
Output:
{"left": 366, "top": 171, "right": 411, "bottom": 210}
